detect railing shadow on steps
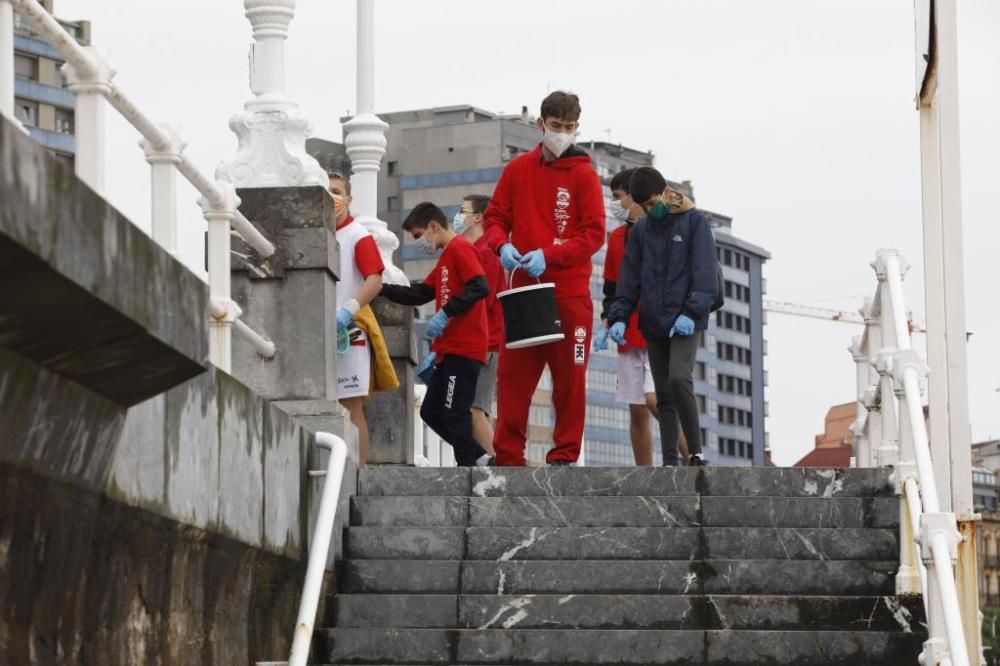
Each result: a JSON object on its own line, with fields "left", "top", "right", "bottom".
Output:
{"left": 849, "top": 249, "right": 973, "bottom": 666}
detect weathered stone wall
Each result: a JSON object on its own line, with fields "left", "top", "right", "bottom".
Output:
{"left": 0, "top": 114, "right": 355, "bottom": 664}
{"left": 0, "top": 463, "right": 305, "bottom": 666}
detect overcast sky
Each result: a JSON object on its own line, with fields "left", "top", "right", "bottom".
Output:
{"left": 54, "top": 0, "right": 1000, "bottom": 466}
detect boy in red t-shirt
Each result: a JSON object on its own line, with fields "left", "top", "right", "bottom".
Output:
{"left": 381, "top": 202, "right": 493, "bottom": 467}
{"left": 453, "top": 194, "right": 506, "bottom": 455}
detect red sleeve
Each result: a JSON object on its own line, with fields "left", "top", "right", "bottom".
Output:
{"left": 454, "top": 241, "right": 486, "bottom": 283}
{"left": 604, "top": 229, "right": 622, "bottom": 281}
{"left": 423, "top": 267, "right": 437, "bottom": 289}
{"left": 542, "top": 166, "right": 606, "bottom": 269}
{"left": 476, "top": 244, "right": 501, "bottom": 295}
{"left": 353, "top": 235, "right": 385, "bottom": 278}
{"left": 483, "top": 163, "right": 514, "bottom": 254}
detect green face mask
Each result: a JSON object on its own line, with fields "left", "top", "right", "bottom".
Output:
{"left": 647, "top": 200, "right": 671, "bottom": 221}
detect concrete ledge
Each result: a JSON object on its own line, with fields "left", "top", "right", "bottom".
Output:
{"left": 0, "top": 115, "right": 207, "bottom": 407}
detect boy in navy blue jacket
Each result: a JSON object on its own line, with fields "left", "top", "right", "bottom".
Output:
{"left": 608, "top": 167, "right": 717, "bottom": 466}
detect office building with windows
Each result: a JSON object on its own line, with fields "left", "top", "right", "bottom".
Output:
{"left": 11, "top": 0, "right": 90, "bottom": 163}
{"left": 339, "top": 104, "right": 770, "bottom": 466}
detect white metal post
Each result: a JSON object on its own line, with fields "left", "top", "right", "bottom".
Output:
{"left": 920, "top": 1, "right": 979, "bottom": 658}
{"left": 849, "top": 335, "right": 871, "bottom": 467}
{"left": 873, "top": 253, "right": 901, "bottom": 467}
{"left": 216, "top": 0, "right": 326, "bottom": 189}
{"left": 63, "top": 47, "right": 113, "bottom": 193}
{"left": 343, "top": 0, "right": 407, "bottom": 286}
{"left": 140, "top": 125, "right": 185, "bottom": 254}
{"left": 200, "top": 184, "right": 241, "bottom": 372}
{"left": 862, "top": 297, "right": 882, "bottom": 465}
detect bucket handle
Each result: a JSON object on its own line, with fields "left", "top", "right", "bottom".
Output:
{"left": 509, "top": 264, "right": 543, "bottom": 285}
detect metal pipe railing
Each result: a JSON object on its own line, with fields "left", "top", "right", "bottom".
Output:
{"left": 852, "top": 250, "right": 972, "bottom": 666}
{"left": 9, "top": 0, "right": 277, "bottom": 371}
{"left": 287, "top": 432, "right": 348, "bottom": 666}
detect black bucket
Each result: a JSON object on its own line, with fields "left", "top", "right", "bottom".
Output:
{"left": 497, "top": 269, "right": 564, "bottom": 350}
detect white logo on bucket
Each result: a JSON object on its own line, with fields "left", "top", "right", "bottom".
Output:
{"left": 554, "top": 187, "right": 571, "bottom": 236}
{"left": 574, "top": 344, "right": 585, "bottom": 365}
{"left": 574, "top": 326, "right": 586, "bottom": 342}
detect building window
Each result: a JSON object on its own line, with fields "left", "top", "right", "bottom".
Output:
{"left": 55, "top": 108, "right": 74, "bottom": 135}
{"left": 15, "top": 53, "right": 38, "bottom": 81}
{"left": 387, "top": 196, "right": 400, "bottom": 211}
{"left": 14, "top": 98, "right": 38, "bottom": 127}
{"left": 387, "top": 161, "right": 397, "bottom": 176}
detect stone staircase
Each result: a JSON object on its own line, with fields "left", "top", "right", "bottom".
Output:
{"left": 317, "top": 467, "right": 926, "bottom": 665}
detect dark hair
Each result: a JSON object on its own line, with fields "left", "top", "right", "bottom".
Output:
{"left": 609, "top": 168, "right": 636, "bottom": 194}
{"left": 402, "top": 201, "right": 448, "bottom": 232}
{"left": 629, "top": 167, "right": 667, "bottom": 205}
{"left": 540, "top": 90, "right": 581, "bottom": 121}
{"left": 463, "top": 194, "right": 491, "bottom": 215}
{"left": 327, "top": 170, "right": 352, "bottom": 195}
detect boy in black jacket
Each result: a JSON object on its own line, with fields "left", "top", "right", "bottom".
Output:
{"left": 608, "top": 167, "right": 718, "bottom": 466}
{"left": 381, "top": 203, "right": 493, "bottom": 467}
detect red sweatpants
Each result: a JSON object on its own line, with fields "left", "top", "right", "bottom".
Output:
{"left": 494, "top": 295, "right": 593, "bottom": 466}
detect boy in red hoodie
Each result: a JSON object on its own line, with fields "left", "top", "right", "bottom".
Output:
{"left": 483, "top": 91, "right": 606, "bottom": 466}
{"left": 381, "top": 202, "right": 493, "bottom": 467}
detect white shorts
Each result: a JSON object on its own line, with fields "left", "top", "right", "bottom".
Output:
{"left": 336, "top": 327, "right": 371, "bottom": 400}
{"left": 616, "top": 347, "right": 656, "bottom": 405}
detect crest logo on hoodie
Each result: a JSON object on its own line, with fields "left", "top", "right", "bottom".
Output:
{"left": 554, "top": 187, "right": 571, "bottom": 237}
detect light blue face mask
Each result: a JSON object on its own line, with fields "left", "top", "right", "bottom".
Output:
{"left": 415, "top": 234, "right": 436, "bottom": 255}
{"left": 453, "top": 212, "right": 466, "bottom": 234}
{"left": 608, "top": 199, "right": 629, "bottom": 222}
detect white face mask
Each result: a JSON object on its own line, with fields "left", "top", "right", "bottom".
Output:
{"left": 453, "top": 212, "right": 466, "bottom": 234}
{"left": 542, "top": 130, "right": 574, "bottom": 158}
{"left": 608, "top": 199, "right": 629, "bottom": 222}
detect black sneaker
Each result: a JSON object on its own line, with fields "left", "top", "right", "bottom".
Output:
{"left": 549, "top": 460, "right": 574, "bottom": 467}
{"left": 662, "top": 458, "right": 682, "bottom": 467}
{"left": 689, "top": 453, "right": 708, "bottom": 467}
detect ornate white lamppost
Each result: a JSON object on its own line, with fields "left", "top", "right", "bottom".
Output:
{"left": 217, "top": 0, "right": 327, "bottom": 189}
{"left": 344, "top": 0, "right": 407, "bottom": 285}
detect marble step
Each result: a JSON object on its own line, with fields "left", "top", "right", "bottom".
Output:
{"left": 341, "top": 559, "right": 898, "bottom": 596}
{"left": 350, "top": 496, "right": 898, "bottom": 528}
{"left": 334, "top": 594, "right": 924, "bottom": 632}
{"left": 318, "top": 628, "right": 923, "bottom": 665}
{"left": 357, "top": 467, "right": 894, "bottom": 499}
{"left": 345, "top": 526, "right": 899, "bottom": 561}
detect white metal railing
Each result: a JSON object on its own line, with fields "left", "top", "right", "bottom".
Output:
{"left": 6, "top": 0, "right": 276, "bottom": 371}
{"left": 285, "top": 432, "right": 349, "bottom": 666}
{"left": 851, "top": 249, "right": 971, "bottom": 666}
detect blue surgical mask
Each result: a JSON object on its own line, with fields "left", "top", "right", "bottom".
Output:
{"left": 453, "top": 212, "right": 466, "bottom": 234}
{"left": 608, "top": 200, "right": 629, "bottom": 222}
{"left": 416, "top": 235, "right": 436, "bottom": 255}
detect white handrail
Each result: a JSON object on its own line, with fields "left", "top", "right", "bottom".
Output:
{"left": 852, "top": 250, "right": 971, "bottom": 666}
{"left": 9, "top": 0, "right": 277, "bottom": 372}
{"left": 287, "top": 432, "right": 349, "bottom": 666}
{"left": 9, "top": 0, "right": 276, "bottom": 259}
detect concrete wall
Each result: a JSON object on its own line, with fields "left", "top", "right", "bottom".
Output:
{"left": 0, "top": 114, "right": 359, "bottom": 664}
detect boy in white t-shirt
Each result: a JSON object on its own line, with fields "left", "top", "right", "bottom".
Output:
{"left": 329, "top": 172, "right": 384, "bottom": 466}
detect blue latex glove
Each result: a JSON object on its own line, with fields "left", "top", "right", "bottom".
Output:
{"left": 609, "top": 322, "right": 627, "bottom": 346}
{"left": 593, "top": 326, "right": 610, "bottom": 352}
{"left": 669, "top": 314, "right": 695, "bottom": 338}
{"left": 520, "top": 249, "right": 546, "bottom": 278}
{"left": 416, "top": 351, "right": 437, "bottom": 384}
{"left": 336, "top": 307, "right": 354, "bottom": 332}
{"left": 425, "top": 309, "right": 449, "bottom": 340}
{"left": 499, "top": 243, "right": 523, "bottom": 271}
